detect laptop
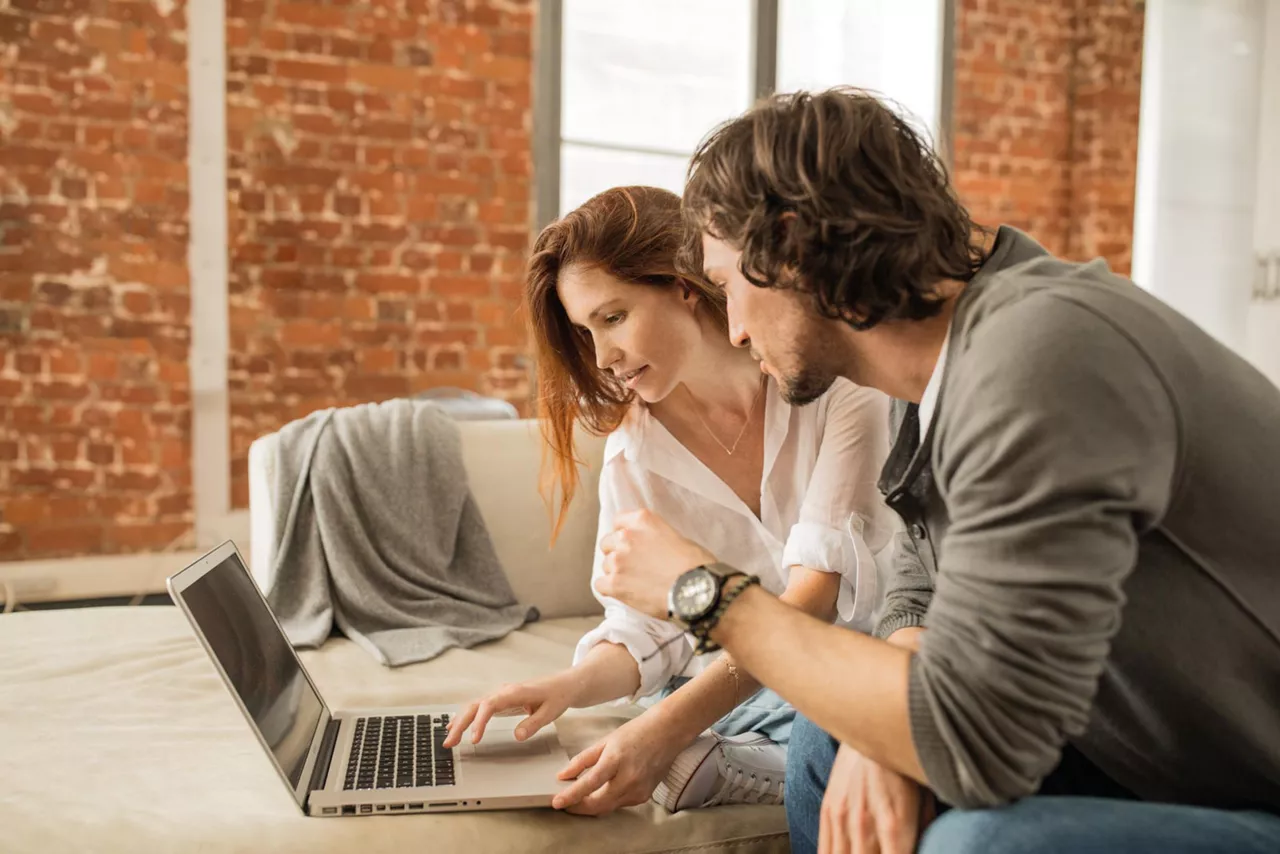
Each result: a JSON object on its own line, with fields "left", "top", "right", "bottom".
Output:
{"left": 167, "top": 541, "right": 568, "bottom": 817}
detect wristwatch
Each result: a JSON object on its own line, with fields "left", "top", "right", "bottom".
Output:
{"left": 667, "top": 562, "right": 743, "bottom": 629}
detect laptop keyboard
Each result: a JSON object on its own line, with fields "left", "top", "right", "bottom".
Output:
{"left": 343, "top": 714, "right": 455, "bottom": 790}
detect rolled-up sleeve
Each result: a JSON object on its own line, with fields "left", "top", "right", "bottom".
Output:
{"left": 781, "top": 381, "right": 894, "bottom": 630}
{"left": 571, "top": 457, "right": 688, "bottom": 701}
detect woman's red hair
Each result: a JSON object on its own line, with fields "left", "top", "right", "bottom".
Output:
{"left": 524, "top": 186, "right": 726, "bottom": 538}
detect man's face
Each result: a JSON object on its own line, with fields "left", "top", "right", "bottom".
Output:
{"left": 701, "top": 232, "right": 842, "bottom": 405}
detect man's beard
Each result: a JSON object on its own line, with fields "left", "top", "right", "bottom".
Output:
{"left": 778, "top": 363, "right": 837, "bottom": 406}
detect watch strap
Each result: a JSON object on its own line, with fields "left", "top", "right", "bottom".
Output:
{"left": 689, "top": 574, "right": 759, "bottom": 655}
{"left": 703, "top": 561, "right": 741, "bottom": 580}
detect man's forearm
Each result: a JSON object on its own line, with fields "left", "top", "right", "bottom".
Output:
{"left": 710, "top": 584, "right": 926, "bottom": 783}
{"left": 650, "top": 568, "right": 840, "bottom": 744}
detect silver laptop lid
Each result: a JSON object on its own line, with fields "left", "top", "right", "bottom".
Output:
{"left": 168, "top": 541, "right": 331, "bottom": 810}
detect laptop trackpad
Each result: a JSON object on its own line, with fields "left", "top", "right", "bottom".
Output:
{"left": 473, "top": 732, "right": 554, "bottom": 761}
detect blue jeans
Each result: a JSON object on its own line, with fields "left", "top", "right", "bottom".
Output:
{"left": 785, "top": 713, "right": 1280, "bottom": 854}
{"left": 661, "top": 677, "right": 795, "bottom": 745}
{"left": 787, "top": 714, "right": 838, "bottom": 853}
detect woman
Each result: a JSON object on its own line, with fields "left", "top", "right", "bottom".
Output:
{"left": 443, "top": 186, "right": 895, "bottom": 815}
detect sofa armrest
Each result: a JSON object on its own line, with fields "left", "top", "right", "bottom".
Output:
{"left": 246, "top": 433, "right": 279, "bottom": 594}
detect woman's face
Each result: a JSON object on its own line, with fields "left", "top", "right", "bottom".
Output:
{"left": 556, "top": 263, "right": 702, "bottom": 404}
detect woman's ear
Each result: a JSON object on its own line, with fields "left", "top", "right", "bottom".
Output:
{"left": 682, "top": 285, "right": 702, "bottom": 316}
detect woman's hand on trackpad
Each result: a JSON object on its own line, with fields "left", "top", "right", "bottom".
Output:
{"left": 443, "top": 672, "right": 581, "bottom": 748}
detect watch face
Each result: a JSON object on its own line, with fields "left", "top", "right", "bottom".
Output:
{"left": 675, "top": 570, "right": 719, "bottom": 620}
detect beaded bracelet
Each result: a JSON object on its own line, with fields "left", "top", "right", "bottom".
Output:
{"left": 690, "top": 574, "right": 760, "bottom": 655}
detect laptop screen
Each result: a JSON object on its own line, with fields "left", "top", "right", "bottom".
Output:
{"left": 181, "top": 553, "right": 325, "bottom": 790}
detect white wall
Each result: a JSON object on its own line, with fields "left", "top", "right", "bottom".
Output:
{"left": 1245, "top": 1, "right": 1280, "bottom": 386}
{"left": 1132, "top": 0, "right": 1267, "bottom": 358}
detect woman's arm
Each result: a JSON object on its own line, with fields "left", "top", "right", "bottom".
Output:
{"left": 642, "top": 567, "right": 840, "bottom": 746}
{"left": 445, "top": 639, "right": 642, "bottom": 747}
{"left": 449, "top": 447, "right": 686, "bottom": 748}
{"left": 643, "top": 383, "right": 893, "bottom": 745}
{"left": 570, "top": 452, "right": 690, "bottom": 700}
{"left": 563, "top": 640, "right": 642, "bottom": 707}
{"left": 781, "top": 381, "right": 894, "bottom": 629}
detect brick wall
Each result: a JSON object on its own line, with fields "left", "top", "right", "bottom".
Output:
{"left": 225, "top": 0, "right": 534, "bottom": 509}
{"left": 0, "top": 0, "right": 1146, "bottom": 563}
{"left": 1067, "top": 0, "right": 1146, "bottom": 271}
{"left": 0, "top": 0, "right": 192, "bottom": 561}
{"left": 951, "top": 0, "right": 1145, "bottom": 275}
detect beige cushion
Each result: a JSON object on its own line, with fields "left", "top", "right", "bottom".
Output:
{"left": 459, "top": 420, "right": 605, "bottom": 620}
{"left": 248, "top": 418, "right": 606, "bottom": 620}
{"left": 0, "top": 607, "right": 789, "bottom": 853}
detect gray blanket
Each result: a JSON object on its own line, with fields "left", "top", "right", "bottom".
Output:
{"left": 264, "top": 398, "right": 537, "bottom": 666}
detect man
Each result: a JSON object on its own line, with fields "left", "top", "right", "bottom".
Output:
{"left": 568, "top": 88, "right": 1280, "bottom": 853}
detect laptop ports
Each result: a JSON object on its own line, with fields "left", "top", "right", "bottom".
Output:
{"left": 342, "top": 806, "right": 356, "bottom": 816}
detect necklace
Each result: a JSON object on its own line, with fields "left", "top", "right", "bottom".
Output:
{"left": 691, "top": 376, "right": 765, "bottom": 456}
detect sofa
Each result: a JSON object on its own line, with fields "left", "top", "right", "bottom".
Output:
{"left": 0, "top": 419, "right": 790, "bottom": 853}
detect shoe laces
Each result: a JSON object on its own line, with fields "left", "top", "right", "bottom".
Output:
{"left": 707, "top": 748, "right": 784, "bottom": 807}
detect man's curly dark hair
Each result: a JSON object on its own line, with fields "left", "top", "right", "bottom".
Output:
{"left": 680, "top": 88, "right": 989, "bottom": 329}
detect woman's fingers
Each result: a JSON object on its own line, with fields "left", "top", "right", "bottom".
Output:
{"left": 557, "top": 741, "right": 605, "bottom": 781}
{"left": 471, "top": 692, "right": 527, "bottom": 745}
{"left": 443, "top": 701, "right": 480, "bottom": 749}
{"left": 515, "top": 699, "right": 565, "bottom": 741}
{"left": 554, "top": 743, "right": 619, "bottom": 810}
{"left": 564, "top": 780, "right": 625, "bottom": 816}
{"left": 553, "top": 758, "right": 617, "bottom": 811}
{"left": 444, "top": 685, "right": 539, "bottom": 747}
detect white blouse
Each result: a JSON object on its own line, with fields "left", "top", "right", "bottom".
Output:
{"left": 572, "top": 376, "right": 899, "bottom": 701}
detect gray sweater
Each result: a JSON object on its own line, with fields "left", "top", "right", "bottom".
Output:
{"left": 874, "top": 227, "right": 1280, "bottom": 811}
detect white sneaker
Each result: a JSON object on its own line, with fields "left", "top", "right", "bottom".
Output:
{"left": 652, "top": 732, "right": 787, "bottom": 812}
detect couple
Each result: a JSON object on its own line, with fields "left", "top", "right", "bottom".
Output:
{"left": 442, "top": 180, "right": 899, "bottom": 812}
{"left": 466, "top": 88, "right": 1280, "bottom": 854}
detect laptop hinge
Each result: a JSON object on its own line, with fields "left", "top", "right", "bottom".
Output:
{"left": 308, "top": 717, "right": 342, "bottom": 799}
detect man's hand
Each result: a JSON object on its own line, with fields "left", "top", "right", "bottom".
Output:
{"left": 819, "top": 744, "right": 935, "bottom": 854}
{"left": 597, "top": 509, "right": 715, "bottom": 619}
{"left": 551, "top": 710, "right": 686, "bottom": 815}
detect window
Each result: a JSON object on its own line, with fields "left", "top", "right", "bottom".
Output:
{"left": 777, "top": 0, "right": 948, "bottom": 144}
{"left": 535, "top": 0, "right": 949, "bottom": 226}
{"left": 537, "top": 0, "right": 775, "bottom": 226}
